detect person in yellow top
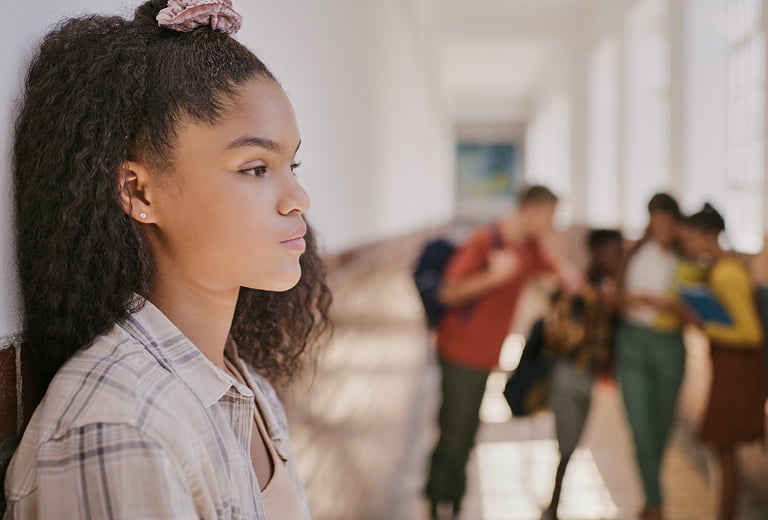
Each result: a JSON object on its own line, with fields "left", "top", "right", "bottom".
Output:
{"left": 680, "top": 203, "right": 767, "bottom": 520}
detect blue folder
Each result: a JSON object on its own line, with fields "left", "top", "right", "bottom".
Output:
{"left": 679, "top": 285, "right": 732, "bottom": 325}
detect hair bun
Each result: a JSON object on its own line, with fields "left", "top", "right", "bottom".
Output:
{"left": 156, "top": 0, "right": 242, "bottom": 34}
{"left": 686, "top": 202, "right": 725, "bottom": 233}
{"left": 134, "top": 0, "right": 168, "bottom": 27}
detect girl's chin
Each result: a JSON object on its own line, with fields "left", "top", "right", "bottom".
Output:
{"left": 245, "top": 268, "right": 302, "bottom": 293}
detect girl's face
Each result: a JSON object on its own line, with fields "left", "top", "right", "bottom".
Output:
{"left": 592, "top": 240, "right": 623, "bottom": 278}
{"left": 648, "top": 211, "right": 677, "bottom": 248}
{"left": 139, "top": 78, "right": 309, "bottom": 294}
{"left": 682, "top": 227, "right": 713, "bottom": 258}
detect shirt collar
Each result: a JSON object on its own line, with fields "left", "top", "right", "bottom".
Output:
{"left": 223, "top": 339, "right": 280, "bottom": 429}
{"left": 120, "top": 295, "right": 249, "bottom": 407}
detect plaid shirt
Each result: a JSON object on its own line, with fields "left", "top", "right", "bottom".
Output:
{"left": 3, "top": 298, "right": 310, "bottom": 520}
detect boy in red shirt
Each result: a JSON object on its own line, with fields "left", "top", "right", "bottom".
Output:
{"left": 426, "top": 186, "right": 573, "bottom": 519}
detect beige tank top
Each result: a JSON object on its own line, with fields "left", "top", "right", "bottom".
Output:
{"left": 223, "top": 357, "right": 305, "bottom": 519}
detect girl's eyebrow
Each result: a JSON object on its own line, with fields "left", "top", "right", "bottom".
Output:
{"left": 225, "top": 136, "right": 302, "bottom": 154}
{"left": 226, "top": 135, "right": 281, "bottom": 152}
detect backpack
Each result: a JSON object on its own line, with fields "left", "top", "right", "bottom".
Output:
{"left": 503, "top": 319, "right": 553, "bottom": 416}
{"left": 412, "top": 225, "right": 505, "bottom": 329}
{"left": 413, "top": 238, "right": 457, "bottom": 329}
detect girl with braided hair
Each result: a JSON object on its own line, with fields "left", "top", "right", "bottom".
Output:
{"left": 4, "top": 1, "right": 331, "bottom": 518}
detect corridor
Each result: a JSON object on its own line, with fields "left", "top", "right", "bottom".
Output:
{"left": 2, "top": 2, "right": 768, "bottom": 519}
{"left": 286, "top": 237, "right": 768, "bottom": 520}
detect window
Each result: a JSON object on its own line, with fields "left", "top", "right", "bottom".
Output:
{"left": 724, "top": 0, "right": 764, "bottom": 252}
{"left": 623, "top": 0, "right": 670, "bottom": 237}
{"left": 525, "top": 94, "right": 572, "bottom": 227}
{"left": 587, "top": 38, "right": 620, "bottom": 228}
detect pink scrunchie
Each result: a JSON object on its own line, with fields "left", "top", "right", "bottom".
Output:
{"left": 156, "top": 0, "right": 242, "bottom": 34}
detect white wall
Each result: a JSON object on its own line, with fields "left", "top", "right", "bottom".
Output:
{"left": 586, "top": 38, "right": 621, "bottom": 228}
{"left": 0, "top": 0, "right": 454, "bottom": 338}
{"left": 682, "top": 0, "right": 728, "bottom": 212}
{"left": 622, "top": 0, "right": 670, "bottom": 236}
{"left": 524, "top": 93, "right": 573, "bottom": 229}
{"left": 1, "top": 1, "right": 133, "bottom": 340}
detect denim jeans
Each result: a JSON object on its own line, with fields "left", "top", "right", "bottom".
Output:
{"left": 616, "top": 322, "right": 685, "bottom": 507}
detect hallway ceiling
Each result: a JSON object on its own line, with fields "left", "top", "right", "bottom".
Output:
{"left": 426, "top": 0, "right": 607, "bottom": 125}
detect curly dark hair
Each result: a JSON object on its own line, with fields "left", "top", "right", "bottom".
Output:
{"left": 685, "top": 202, "right": 726, "bottom": 234}
{"left": 14, "top": 0, "right": 332, "bottom": 387}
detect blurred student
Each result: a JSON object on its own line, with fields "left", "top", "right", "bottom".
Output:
{"left": 680, "top": 204, "right": 766, "bottom": 520}
{"left": 615, "top": 193, "right": 695, "bottom": 520}
{"left": 425, "top": 186, "right": 576, "bottom": 519}
{"left": 541, "top": 229, "right": 623, "bottom": 520}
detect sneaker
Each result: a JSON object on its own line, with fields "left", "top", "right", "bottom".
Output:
{"left": 430, "top": 501, "right": 459, "bottom": 520}
{"left": 540, "top": 508, "right": 557, "bottom": 520}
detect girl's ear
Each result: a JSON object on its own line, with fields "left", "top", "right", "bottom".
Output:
{"left": 118, "top": 161, "right": 157, "bottom": 224}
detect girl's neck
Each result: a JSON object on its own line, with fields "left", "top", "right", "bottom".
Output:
{"left": 710, "top": 245, "right": 727, "bottom": 260}
{"left": 650, "top": 236, "right": 673, "bottom": 252}
{"left": 149, "top": 269, "right": 239, "bottom": 370}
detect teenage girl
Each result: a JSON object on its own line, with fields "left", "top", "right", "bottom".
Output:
{"left": 615, "top": 193, "right": 696, "bottom": 520}
{"left": 4, "top": 1, "right": 332, "bottom": 518}
{"left": 680, "top": 204, "right": 766, "bottom": 520}
{"left": 541, "top": 229, "right": 622, "bottom": 520}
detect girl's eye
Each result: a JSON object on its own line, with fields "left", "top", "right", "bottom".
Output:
{"left": 290, "top": 161, "right": 302, "bottom": 175}
{"left": 239, "top": 165, "right": 267, "bottom": 178}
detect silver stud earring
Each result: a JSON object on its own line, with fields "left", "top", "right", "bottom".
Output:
{"left": 139, "top": 212, "right": 147, "bottom": 219}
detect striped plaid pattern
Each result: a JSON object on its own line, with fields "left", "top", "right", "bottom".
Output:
{"left": 3, "top": 298, "right": 310, "bottom": 520}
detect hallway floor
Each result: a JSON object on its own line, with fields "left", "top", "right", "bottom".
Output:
{"left": 286, "top": 239, "right": 768, "bottom": 520}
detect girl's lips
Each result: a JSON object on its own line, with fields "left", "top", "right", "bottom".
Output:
{"left": 280, "top": 237, "right": 306, "bottom": 251}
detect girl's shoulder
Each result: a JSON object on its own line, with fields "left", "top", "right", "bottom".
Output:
{"left": 709, "top": 255, "right": 752, "bottom": 287}
{"left": 30, "top": 321, "right": 212, "bottom": 446}
{"left": 712, "top": 255, "right": 749, "bottom": 276}
{"left": 36, "top": 325, "right": 151, "bottom": 434}
{"left": 626, "top": 240, "right": 670, "bottom": 268}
